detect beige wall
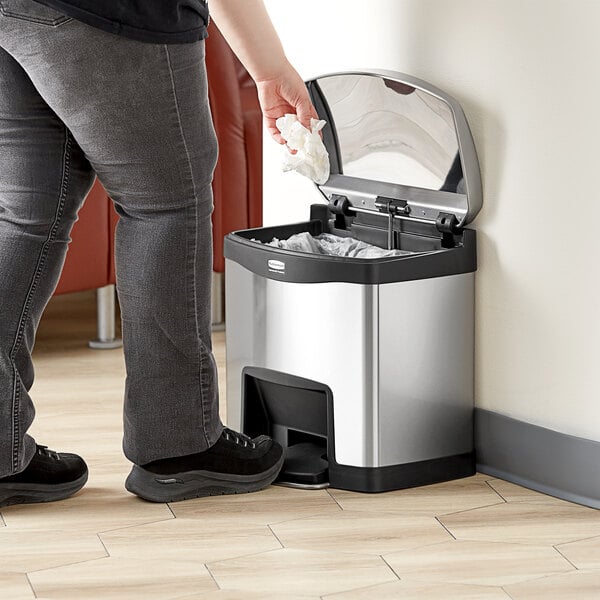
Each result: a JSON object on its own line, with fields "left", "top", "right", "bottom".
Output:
{"left": 262, "top": 0, "right": 600, "bottom": 441}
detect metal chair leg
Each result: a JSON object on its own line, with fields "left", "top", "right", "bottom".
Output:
{"left": 88, "top": 284, "right": 123, "bottom": 349}
{"left": 211, "top": 271, "right": 225, "bottom": 331}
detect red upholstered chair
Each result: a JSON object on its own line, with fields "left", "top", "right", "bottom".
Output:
{"left": 205, "top": 22, "right": 263, "bottom": 323}
{"left": 53, "top": 22, "right": 263, "bottom": 340}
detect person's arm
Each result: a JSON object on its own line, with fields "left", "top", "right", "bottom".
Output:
{"left": 209, "top": 0, "right": 318, "bottom": 144}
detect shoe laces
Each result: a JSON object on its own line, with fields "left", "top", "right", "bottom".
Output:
{"left": 36, "top": 445, "right": 61, "bottom": 460}
{"left": 223, "top": 428, "right": 256, "bottom": 449}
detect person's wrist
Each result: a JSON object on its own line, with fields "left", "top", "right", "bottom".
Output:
{"left": 252, "top": 58, "right": 294, "bottom": 85}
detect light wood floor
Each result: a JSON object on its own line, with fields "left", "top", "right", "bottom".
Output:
{"left": 1, "top": 291, "right": 599, "bottom": 599}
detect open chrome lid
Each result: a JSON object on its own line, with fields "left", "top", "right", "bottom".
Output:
{"left": 306, "top": 70, "right": 482, "bottom": 229}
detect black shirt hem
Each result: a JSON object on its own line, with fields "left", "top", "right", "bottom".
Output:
{"left": 33, "top": 0, "right": 208, "bottom": 44}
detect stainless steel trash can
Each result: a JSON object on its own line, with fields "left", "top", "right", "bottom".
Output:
{"left": 224, "top": 70, "right": 482, "bottom": 492}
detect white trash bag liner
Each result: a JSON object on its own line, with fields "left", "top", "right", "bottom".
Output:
{"left": 255, "top": 232, "right": 415, "bottom": 259}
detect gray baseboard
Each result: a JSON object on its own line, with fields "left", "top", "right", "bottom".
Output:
{"left": 475, "top": 408, "right": 600, "bottom": 509}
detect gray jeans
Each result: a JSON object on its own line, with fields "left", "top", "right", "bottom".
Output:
{"left": 0, "top": 0, "right": 223, "bottom": 477}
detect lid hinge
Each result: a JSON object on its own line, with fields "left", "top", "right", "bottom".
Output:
{"left": 327, "top": 194, "right": 353, "bottom": 230}
{"left": 328, "top": 194, "right": 353, "bottom": 216}
{"left": 436, "top": 212, "right": 459, "bottom": 248}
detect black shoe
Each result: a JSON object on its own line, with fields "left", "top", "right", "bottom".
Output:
{"left": 0, "top": 445, "right": 88, "bottom": 508}
{"left": 125, "top": 428, "right": 284, "bottom": 503}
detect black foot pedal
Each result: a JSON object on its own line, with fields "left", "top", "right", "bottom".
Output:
{"left": 276, "top": 442, "right": 329, "bottom": 489}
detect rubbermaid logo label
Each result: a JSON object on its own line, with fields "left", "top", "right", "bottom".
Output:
{"left": 268, "top": 259, "right": 285, "bottom": 273}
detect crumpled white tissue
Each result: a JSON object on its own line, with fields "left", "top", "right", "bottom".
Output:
{"left": 275, "top": 114, "right": 330, "bottom": 184}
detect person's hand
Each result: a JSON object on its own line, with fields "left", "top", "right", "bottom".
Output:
{"left": 255, "top": 62, "right": 319, "bottom": 145}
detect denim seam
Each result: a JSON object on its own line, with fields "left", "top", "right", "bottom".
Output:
{"left": 0, "top": 13, "right": 71, "bottom": 26}
{"left": 0, "top": 3, "right": 72, "bottom": 26}
{"left": 9, "top": 127, "right": 72, "bottom": 471}
{"left": 164, "top": 44, "right": 209, "bottom": 447}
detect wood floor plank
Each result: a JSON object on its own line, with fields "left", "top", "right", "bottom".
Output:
{"left": 0, "top": 572, "right": 35, "bottom": 600}
{"left": 439, "top": 502, "right": 600, "bottom": 545}
{"left": 1, "top": 486, "right": 174, "bottom": 534}
{"left": 99, "top": 518, "right": 281, "bottom": 563}
{"left": 329, "top": 476, "right": 505, "bottom": 517}
{"left": 270, "top": 510, "right": 452, "bottom": 555}
{"left": 487, "top": 479, "right": 576, "bottom": 506}
{"left": 207, "top": 548, "right": 397, "bottom": 596}
{"left": 171, "top": 485, "right": 341, "bottom": 525}
{"left": 177, "top": 591, "right": 318, "bottom": 600}
{"left": 0, "top": 529, "right": 106, "bottom": 572}
{"left": 28, "top": 557, "right": 217, "bottom": 599}
{"left": 504, "top": 570, "right": 600, "bottom": 600}
{"left": 323, "top": 580, "right": 512, "bottom": 599}
{"left": 383, "top": 539, "right": 574, "bottom": 586}
{"left": 556, "top": 535, "right": 600, "bottom": 569}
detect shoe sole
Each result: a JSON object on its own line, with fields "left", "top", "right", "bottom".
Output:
{"left": 125, "top": 454, "right": 285, "bottom": 503}
{"left": 0, "top": 471, "right": 88, "bottom": 508}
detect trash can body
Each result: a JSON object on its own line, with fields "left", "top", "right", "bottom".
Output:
{"left": 224, "top": 70, "right": 482, "bottom": 492}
